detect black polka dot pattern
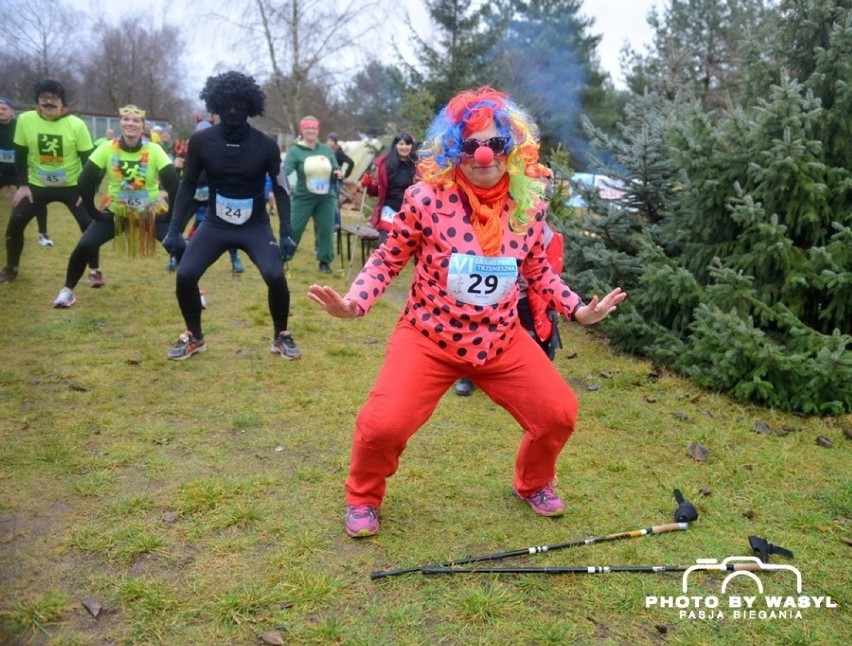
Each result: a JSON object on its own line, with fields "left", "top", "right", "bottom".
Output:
{"left": 343, "top": 184, "right": 582, "bottom": 365}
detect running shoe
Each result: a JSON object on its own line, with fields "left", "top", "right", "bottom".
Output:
{"left": 344, "top": 504, "right": 379, "bottom": 538}
{"left": 52, "top": 287, "right": 76, "bottom": 309}
{"left": 88, "top": 269, "right": 106, "bottom": 288}
{"left": 199, "top": 289, "right": 207, "bottom": 309}
{"left": 270, "top": 332, "right": 302, "bottom": 360}
{"left": 318, "top": 262, "right": 332, "bottom": 274}
{"left": 38, "top": 234, "right": 54, "bottom": 247}
{"left": 231, "top": 255, "right": 245, "bottom": 274}
{"left": 166, "top": 256, "right": 178, "bottom": 272}
{"left": 513, "top": 483, "right": 566, "bottom": 517}
{"left": 0, "top": 266, "right": 18, "bottom": 284}
{"left": 167, "top": 331, "right": 206, "bottom": 361}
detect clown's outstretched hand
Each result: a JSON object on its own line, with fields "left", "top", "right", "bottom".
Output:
{"left": 574, "top": 287, "right": 627, "bottom": 325}
{"left": 308, "top": 284, "right": 360, "bottom": 319}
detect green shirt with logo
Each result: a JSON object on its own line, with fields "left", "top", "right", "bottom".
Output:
{"left": 13, "top": 111, "right": 93, "bottom": 187}
{"left": 88, "top": 139, "right": 173, "bottom": 215}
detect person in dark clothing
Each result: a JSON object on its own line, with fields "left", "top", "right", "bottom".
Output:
{"left": 162, "top": 71, "right": 299, "bottom": 361}
{"left": 326, "top": 132, "right": 354, "bottom": 180}
{"left": 172, "top": 120, "right": 245, "bottom": 275}
{"left": 326, "top": 132, "right": 354, "bottom": 229}
{"left": 361, "top": 132, "right": 417, "bottom": 244}
{"left": 0, "top": 97, "right": 52, "bottom": 247}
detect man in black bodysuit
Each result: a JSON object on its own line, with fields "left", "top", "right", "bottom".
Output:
{"left": 163, "top": 71, "right": 299, "bottom": 361}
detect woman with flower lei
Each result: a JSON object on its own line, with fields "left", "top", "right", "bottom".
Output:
{"left": 52, "top": 104, "right": 180, "bottom": 308}
{"left": 309, "top": 87, "right": 626, "bottom": 538}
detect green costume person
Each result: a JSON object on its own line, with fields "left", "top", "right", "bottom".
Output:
{"left": 284, "top": 115, "right": 341, "bottom": 274}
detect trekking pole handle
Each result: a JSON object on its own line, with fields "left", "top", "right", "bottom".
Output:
{"left": 652, "top": 522, "right": 690, "bottom": 534}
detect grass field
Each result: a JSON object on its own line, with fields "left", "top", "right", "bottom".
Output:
{"left": 0, "top": 196, "right": 849, "bottom": 645}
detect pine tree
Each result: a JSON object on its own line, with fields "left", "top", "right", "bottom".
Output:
{"left": 342, "top": 61, "right": 408, "bottom": 135}
{"left": 776, "top": 0, "right": 852, "bottom": 169}
{"left": 580, "top": 90, "right": 678, "bottom": 227}
{"left": 493, "top": 0, "right": 626, "bottom": 164}
{"left": 403, "top": 0, "right": 509, "bottom": 111}
{"left": 624, "top": 0, "right": 775, "bottom": 109}
{"left": 563, "top": 0, "right": 852, "bottom": 414}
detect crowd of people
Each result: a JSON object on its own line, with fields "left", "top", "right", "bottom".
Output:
{"left": 1, "top": 76, "right": 626, "bottom": 538}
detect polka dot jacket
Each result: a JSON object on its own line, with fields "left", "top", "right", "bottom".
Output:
{"left": 344, "top": 182, "right": 584, "bottom": 366}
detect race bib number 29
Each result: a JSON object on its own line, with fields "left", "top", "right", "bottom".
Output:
{"left": 447, "top": 253, "right": 518, "bottom": 306}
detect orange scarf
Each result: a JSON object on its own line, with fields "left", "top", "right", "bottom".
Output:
{"left": 453, "top": 169, "right": 510, "bottom": 256}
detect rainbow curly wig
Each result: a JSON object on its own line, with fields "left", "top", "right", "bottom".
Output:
{"left": 418, "top": 87, "right": 546, "bottom": 230}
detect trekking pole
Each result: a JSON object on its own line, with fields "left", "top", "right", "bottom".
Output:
{"left": 335, "top": 177, "right": 344, "bottom": 271}
{"left": 370, "top": 522, "right": 688, "bottom": 580}
{"left": 421, "top": 560, "right": 766, "bottom": 576}
{"left": 358, "top": 182, "right": 368, "bottom": 220}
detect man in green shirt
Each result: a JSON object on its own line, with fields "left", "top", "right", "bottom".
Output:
{"left": 0, "top": 80, "right": 104, "bottom": 285}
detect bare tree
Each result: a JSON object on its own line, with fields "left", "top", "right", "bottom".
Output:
{"left": 0, "top": 0, "right": 84, "bottom": 102}
{"left": 216, "top": 0, "right": 379, "bottom": 137}
{"left": 77, "top": 19, "right": 192, "bottom": 120}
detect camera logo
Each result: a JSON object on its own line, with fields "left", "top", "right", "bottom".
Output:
{"left": 682, "top": 556, "right": 802, "bottom": 594}
{"left": 645, "top": 555, "right": 837, "bottom": 621}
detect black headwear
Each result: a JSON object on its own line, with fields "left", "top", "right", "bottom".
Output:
{"left": 200, "top": 71, "right": 265, "bottom": 118}
{"left": 34, "top": 80, "right": 67, "bottom": 105}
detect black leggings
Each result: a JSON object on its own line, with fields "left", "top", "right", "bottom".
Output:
{"left": 0, "top": 175, "right": 48, "bottom": 235}
{"left": 175, "top": 219, "right": 289, "bottom": 339}
{"left": 5, "top": 185, "right": 98, "bottom": 268}
{"left": 64, "top": 212, "right": 179, "bottom": 289}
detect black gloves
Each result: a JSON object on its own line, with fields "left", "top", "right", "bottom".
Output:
{"left": 280, "top": 236, "right": 297, "bottom": 262}
{"left": 162, "top": 231, "right": 185, "bottom": 255}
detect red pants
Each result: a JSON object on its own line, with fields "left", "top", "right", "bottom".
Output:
{"left": 345, "top": 320, "right": 579, "bottom": 507}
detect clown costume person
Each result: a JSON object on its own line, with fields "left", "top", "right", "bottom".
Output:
{"left": 308, "top": 87, "right": 626, "bottom": 538}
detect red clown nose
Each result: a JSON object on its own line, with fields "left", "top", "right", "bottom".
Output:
{"left": 473, "top": 145, "right": 495, "bottom": 165}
